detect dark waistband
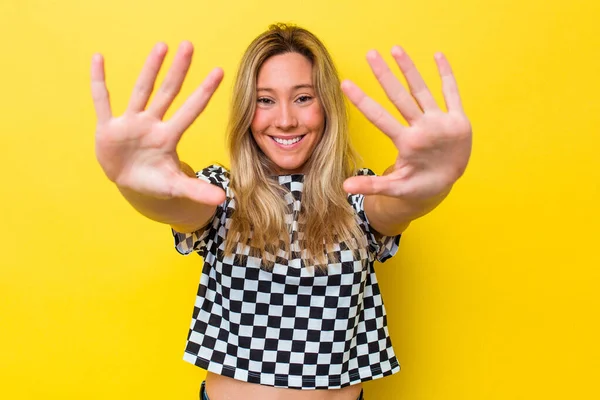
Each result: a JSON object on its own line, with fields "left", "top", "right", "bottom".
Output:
{"left": 200, "top": 380, "right": 364, "bottom": 400}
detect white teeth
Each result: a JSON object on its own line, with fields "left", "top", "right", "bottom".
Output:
{"left": 273, "top": 136, "right": 302, "bottom": 145}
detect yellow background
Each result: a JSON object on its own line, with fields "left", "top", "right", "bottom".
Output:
{"left": 1, "top": 0, "right": 599, "bottom": 398}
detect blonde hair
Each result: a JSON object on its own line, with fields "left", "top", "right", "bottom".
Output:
{"left": 226, "top": 23, "right": 366, "bottom": 270}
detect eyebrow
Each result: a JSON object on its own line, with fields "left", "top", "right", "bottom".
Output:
{"left": 257, "top": 84, "right": 314, "bottom": 92}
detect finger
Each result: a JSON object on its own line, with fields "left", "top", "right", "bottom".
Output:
{"left": 434, "top": 52, "right": 464, "bottom": 113}
{"left": 366, "top": 50, "right": 422, "bottom": 124}
{"left": 343, "top": 175, "right": 394, "bottom": 196}
{"left": 391, "top": 46, "right": 439, "bottom": 112}
{"left": 147, "top": 41, "right": 194, "bottom": 119}
{"left": 341, "top": 79, "right": 403, "bottom": 141}
{"left": 172, "top": 175, "right": 227, "bottom": 206}
{"left": 167, "top": 67, "right": 224, "bottom": 138}
{"left": 126, "top": 42, "right": 168, "bottom": 113}
{"left": 90, "top": 54, "right": 112, "bottom": 123}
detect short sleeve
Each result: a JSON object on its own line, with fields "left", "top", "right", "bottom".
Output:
{"left": 171, "top": 164, "right": 230, "bottom": 256}
{"left": 348, "top": 168, "right": 401, "bottom": 263}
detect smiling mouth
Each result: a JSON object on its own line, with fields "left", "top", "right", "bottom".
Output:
{"left": 271, "top": 135, "right": 305, "bottom": 145}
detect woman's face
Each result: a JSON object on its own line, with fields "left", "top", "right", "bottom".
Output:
{"left": 251, "top": 52, "right": 325, "bottom": 175}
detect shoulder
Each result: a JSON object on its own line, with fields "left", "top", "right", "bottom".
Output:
{"left": 347, "top": 167, "right": 376, "bottom": 207}
{"left": 348, "top": 167, "right": 402, "bottom": 263}
{"left": 355, "top": 167, "right": 376, "bottom": 177}
{"left": 196, "top": 164, "right": 230, "bottom": 191}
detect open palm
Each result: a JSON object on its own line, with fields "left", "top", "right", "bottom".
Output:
{"left": 91, "top": 41, "right": 226, "bottom": 206}
{"left": 342, "top": 46, "right": 472, "bottom": 201}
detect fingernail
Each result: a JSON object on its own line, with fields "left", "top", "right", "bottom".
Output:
{"left": 179, "top": 41, "right": 193, "bottom": 53}
{"left": 340, "top": 80, "right": 352, "bottom": 90}
{"left": 366, "top": 50, "right": 378, "bottom": 60}
{"left": 155, "top": 42, "right": 167, "bottom": 53}
{"left": 391, "top": 46, "right": 404, "bottom": 57}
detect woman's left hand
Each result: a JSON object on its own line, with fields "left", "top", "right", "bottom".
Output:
{"left": 341, "top": 46, "right": 472, "bottom": 203}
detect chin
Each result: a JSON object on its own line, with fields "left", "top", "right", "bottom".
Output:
{"left": 271, "top": 159, "right": 307, "bottom": 175}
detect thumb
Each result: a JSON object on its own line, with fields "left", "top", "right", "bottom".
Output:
{"left": 172, "top": 175, "right": 226, "bottom": 206}
{"left": 343, "top": 175, "right": 389, "bottom": 196}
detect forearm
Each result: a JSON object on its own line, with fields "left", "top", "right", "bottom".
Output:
{"left": 117, "top": 162, "right": 216, "bottom": 233}
{"left": 364, "top": 188, "right": 451, "bottom": 236}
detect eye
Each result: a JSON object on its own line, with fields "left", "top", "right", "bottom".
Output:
{"left": 296, "top": 95, "right": 313, "bottom": 103}
{"left": 257, "top": 97, "right": 274, "bottom": 105}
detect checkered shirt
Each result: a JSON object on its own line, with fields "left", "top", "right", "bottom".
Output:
{"left": 172, "top": 165, "right": 401, "bottom": 389}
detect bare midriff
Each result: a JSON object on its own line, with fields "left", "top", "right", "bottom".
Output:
{"left": 205, "top": 372, "right": 363, "bottom": 400}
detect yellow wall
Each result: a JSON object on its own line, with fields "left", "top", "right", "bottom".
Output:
{"left": 1, "top": 0, "right": 599, "bottom": 398}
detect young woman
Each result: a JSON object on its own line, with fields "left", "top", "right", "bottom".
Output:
{"left": 91, "top": 24, "right": 471, "bottom": 400}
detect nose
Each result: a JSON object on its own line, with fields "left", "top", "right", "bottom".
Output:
{"left": 274, "top": 102, "right": 298, "bottom": 130}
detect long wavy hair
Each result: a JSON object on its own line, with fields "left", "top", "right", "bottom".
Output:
{"left": 225, "top": 23, "right": 366, "bottom": 270}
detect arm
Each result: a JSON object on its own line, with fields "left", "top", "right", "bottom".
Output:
{"left": 364, "top": 195, "right": 446, "bottom": 241}
{"left": 117, "top": 162, "right": 217, "bottom": 233}
{"left": 363, "top": 165, "right": 451, "bottom": 236}
{"left": 91, "top": 42, "right": 226, "bottom": 234}
{"left": 364, "top": 189, "right": 449, "bottom": 236}
{"left": 343, "top": 47, "right": 472, "bottom": 236}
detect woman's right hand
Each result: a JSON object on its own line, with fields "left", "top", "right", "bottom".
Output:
{"left": 91, "top": 41, "right": 226, "bottom": 206}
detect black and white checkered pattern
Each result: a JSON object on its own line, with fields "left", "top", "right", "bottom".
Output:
{"left": 172, "top": 165, "right": 401, "bottom": 389}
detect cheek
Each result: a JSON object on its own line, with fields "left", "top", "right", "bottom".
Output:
{"left": 304, "top": 105, "right": 325, "bottom": 132}
{"left": 251, "top": 108, "right": 271, "bottom": 133}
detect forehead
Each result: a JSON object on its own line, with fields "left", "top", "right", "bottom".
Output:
{"left": 257, "top": 52, "right": 313, "bottom": 88}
